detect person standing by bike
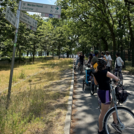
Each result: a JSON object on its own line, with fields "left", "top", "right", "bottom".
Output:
{"left": 101, "top": 52, "right": 106, "bottom": 61}
{"left": 91, "top": 50, "right": 99, "bottom": 94}
{"left": 87, "top": 53, "right": 93, "bottom": 64}
{"left": 105, "top": 51, "right": 112, "bottom": 72}
{"left": 93, "top": 58, "right": 120, "bottom": 134}
{"left": 113, "top": 52, "right": 124, "bottom": 82}
{"left": 79, "top": 52, "right": 84, "bottom": 70}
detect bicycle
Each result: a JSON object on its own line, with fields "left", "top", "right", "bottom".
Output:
{"left": 103, "top": 82, "right": 134, "bottom": 134}
{"left": 78, "top": 62, "right": 83, "bottom": 74}
{"left": 114, "top": 67, "right": 123, "bottom": 85}
{"left": 90, "top": 73, "right": 98, "bottom": 95}
{"left": 82, "top": 63, "right": 92, "bottom": 91}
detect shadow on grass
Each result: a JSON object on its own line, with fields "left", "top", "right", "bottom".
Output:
{"left": 0, "top": 87, "right": 69, "bottom": 134}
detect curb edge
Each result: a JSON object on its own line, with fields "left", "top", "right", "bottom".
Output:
{"left": 64, "top": 59, "right": 74, "bottom": 134}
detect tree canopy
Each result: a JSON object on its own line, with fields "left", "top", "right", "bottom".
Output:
{"left": 1, "top": 0, "right": 134, "bottom": 65}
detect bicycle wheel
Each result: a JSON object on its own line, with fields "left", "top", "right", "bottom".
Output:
{"left": 80, "top": 64, "right": 83, "bottom": 74}
{"left": 104, "top": 107, "right": 134, "bottom": 134}
{"left": 83, "top": 79, "right": 85, "bottom": 91}
{"left": 91, "top": 85, "right": 97, "bottom": 95}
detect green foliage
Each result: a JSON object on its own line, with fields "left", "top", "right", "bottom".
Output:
{"left": 19, "top": 70, "right": 25, "bottom": 79}
{"left": 1, "top": 0, "right": 134, "bottom": 64}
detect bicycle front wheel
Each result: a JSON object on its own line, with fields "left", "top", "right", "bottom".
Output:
{"left": 104, "top": 107, "right": 134, "bottom": 134}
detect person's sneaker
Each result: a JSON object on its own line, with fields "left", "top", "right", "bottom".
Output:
{"left": 111, "top": 121, "right": 122, "bottom": 133}
{"left": 98, "top": 130, "right": 104, "bottom": 134}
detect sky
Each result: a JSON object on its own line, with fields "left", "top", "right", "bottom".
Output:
{"left": 23, "top": 0, "right": 56, "bottom": 15}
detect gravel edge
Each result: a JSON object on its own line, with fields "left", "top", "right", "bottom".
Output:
{"left": 64, "top": 60, "right": 74, "bottom": 134}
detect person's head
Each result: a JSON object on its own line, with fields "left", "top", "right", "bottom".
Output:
{"left": 101, "top": 51, "right": 104, "bottom": 56}
{"left": 116, "top": 52, "right": 120, "bottom": 57}
{"left": 80, "top": 52, "right": 83, "bottom": 55}
{"left": 106, "top": 51, "right": 109, "bottom": 56}
{"left": 94, "top": 50, "right": 99, "bottom": 57}
{"left": 97, "top": 58, "right": 107, "bottom": 71}
{"left": 89, "top": 53, "right": 93, "bottom": 59}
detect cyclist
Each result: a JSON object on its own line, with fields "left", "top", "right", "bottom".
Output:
{"left": 87, "top": 53, "right": 93, "bottom": 64}
{"left": 79, "top": 52, "right": 84, "bottom": 70}
{"left": 93, "top": 58, "right": 120, "bottom": 134}
{"left": 105, "top": 51, "right": 112, "bottom": 72}
{"left": 113, "top": 52, "right": 124, "bottom": 82}
{"left": 91, "top": 49, "right": 95, "bottom": 56}
{"left": 91, "top": 50, "right": 99, "bottom": 69}
{"left": 91, "top": 50, "right": 99, "bottom": 94}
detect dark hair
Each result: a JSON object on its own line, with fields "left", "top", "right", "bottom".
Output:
{"left": 116, "top": 52, "right": 120, "bottom": 56}
{"left": 89, "top": 54, "right": 93, "bottom": 62}
{"left": 106, "top": 51, "right": 109, "bottom": 55}
{"left": 101, "top": 51, "right": 104, "bottom": 55}
{"left": 97, "top": 58, "right": 107, "bottom": 71}
{"left": 95, "top": 50, "right": 99, "bottom": 56}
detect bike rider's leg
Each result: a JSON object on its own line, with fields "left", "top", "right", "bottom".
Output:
{"left": 99, "top": 103, "right": 110, "bottom": 132}
{"left": 91, "top": 78, "right": 95, "bottom": 92}
{"left": 119, "top": 67, "right": 123, "bottom": 80}
{"left": 113, "top": 67, "right": 118, "bottom": 83}
{"left": 113, "top": 67, "right": 117, "bottom": 76}
{"left": 74, "top": 59, "right": 78, "bottom": 69}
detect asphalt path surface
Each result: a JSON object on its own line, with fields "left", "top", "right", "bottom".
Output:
{"left": 73, "top": 65, "right": 134, "bottom": 134}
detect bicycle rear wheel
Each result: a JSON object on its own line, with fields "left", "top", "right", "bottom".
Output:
{"left": 83, "top": 79, "right": 85, "bottom": 91}
{"left": 104, "top": 107, "right": 134, "bottom": 134}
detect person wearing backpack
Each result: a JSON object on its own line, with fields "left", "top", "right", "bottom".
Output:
{"left": 114, "top": 53, "right": 124, "bottom": 81}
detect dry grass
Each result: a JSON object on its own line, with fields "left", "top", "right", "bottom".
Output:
{"left": 0, "top": 58, "right": 72, "bottom": 91}
{"left": 0, "top": 58, "right": 73, "bottom": 134}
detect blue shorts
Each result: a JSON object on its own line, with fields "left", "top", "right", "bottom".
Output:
{"left": 98, "top": 89, "right": 111, "bottom": 104}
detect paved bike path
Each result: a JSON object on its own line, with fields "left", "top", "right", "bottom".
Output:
{"left": 73, "top": 69, "right": 134, "bottom": 134}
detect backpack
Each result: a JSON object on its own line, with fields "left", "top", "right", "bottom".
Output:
{"left": 93, "top": 62, "right": 98, "bottom": 70}
{"left": 115, "top": 85, "right": 130, "bottom": 103}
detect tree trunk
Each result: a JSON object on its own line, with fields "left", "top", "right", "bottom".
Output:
{"left": 58, "top": 47, "right": 61, "bottom": 59}
{"left": 126, "top": 2, "right": 134, "bottom": 66}
{"left": 47, "top": 52, "right": 49, "bottom": 56}
{"left": 111, "top": 32, "right": 116, "bottom": 61}
{"left": 52, "top": 50, "right": 54, "bottom": 59}
{"left": 33, "top": 44, "right": 35, "bottom": 63}
{"left": 101, "top": 37, "right": 108, "bottom": 51}
{"left": 67, "top": 52, "right": 69, "bottom": 58}
{"left": 19, "top": 49, "right": 21, "bottom": 64}
{"left": 27, "top": 51, "right": 29, "bottom": 57}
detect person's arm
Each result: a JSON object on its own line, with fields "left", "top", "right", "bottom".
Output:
{"left": 93, "top": 75, "right": 98, "bottom": 85}
{"left": 91, "top": 58, "right": 94, "bottom": 65}
{"left": 119, "top": 57, "right": 124, "bottom": 64}
{"left": 107, "top": 72, "right": 119, "bottom": 81}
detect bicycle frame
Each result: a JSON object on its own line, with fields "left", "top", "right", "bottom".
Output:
{"left": 103, "top": 85, "right": 125, "bottom": 130}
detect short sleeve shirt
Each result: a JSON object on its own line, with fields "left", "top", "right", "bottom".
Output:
{"left": 94, "top": 70, "right": 110, "bottom": 90}
{"left": 91, "top": 56, "right": 98, "bottom": 65}
{"left": 105, "top": 55, "right": 112, "bottom": 67}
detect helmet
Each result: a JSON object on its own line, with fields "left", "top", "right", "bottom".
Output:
{"left": 98, "top": 58, "right": 107, "bottom": 66}
{"left": 94, "top": 50, "right": 99, "bottom": 55}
